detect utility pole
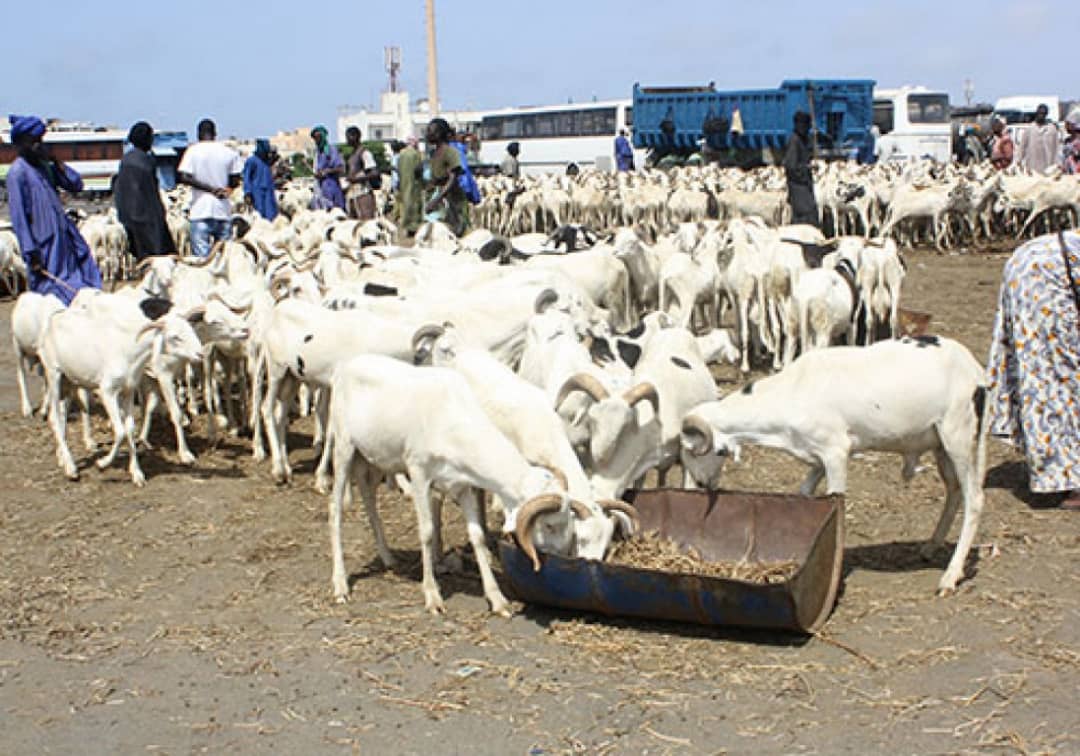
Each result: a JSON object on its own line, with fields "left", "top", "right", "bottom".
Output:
{"left": 425, "top": 0, "right": 440, "bottom": 114}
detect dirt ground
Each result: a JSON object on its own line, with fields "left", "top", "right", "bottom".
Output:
{"left": 0, "top": 247, "right": 1077, "bottom": 755}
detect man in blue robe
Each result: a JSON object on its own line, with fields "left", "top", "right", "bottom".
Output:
{"left": 614, "top": 129, "right": 635, "bottom": 171}
{"left": 243, "top": 138, "right": 278, "bottom": 220}
{"left": 311, "top": 125, "right": 345, "bottom": 210}
{"left": 7, "top": 114, "right": 102, "bottom": 306}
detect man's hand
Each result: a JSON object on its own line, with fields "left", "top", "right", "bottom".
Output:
{"left": 28, "top": 254, "right": 44, "bottom": 274}
{"left": 214, "top": 187, "right": 232, "bottom": 200}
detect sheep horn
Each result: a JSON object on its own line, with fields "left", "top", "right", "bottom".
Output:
{"left": 622, "top": 382, "right": 659, "bottom": 414}
{"left": 538, "top": 465, "right": 568, "bottom": 492}
{"left": 555, "top": 372, "right": 610, "bottom": 408}
{"left": 182, "top": 240, "right": 225, "bottom": 267}
{"left": 514, "top": 493, "right": 565, "bottom": 572}
{"left": 411, "top": 323, "right": 446, "bottom": 355}
{"left": 681, "top": 414, "right": 714, "bottom": 457}
{"left": 533, "top": 287, "right": 559, "bottom": 314}
{"left": 599, "top": 499, "right": 641, "bottom": 535}
{"left": 207, "top": 291, "right": 251, "bottom": 314}
{"left": 136, "top": 320, "right": 165, "bottom": 339}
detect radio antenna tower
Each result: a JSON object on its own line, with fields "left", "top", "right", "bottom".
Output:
{"left": 385, "top": 46, "right": 401, "bottom": 93}
{"left": 963, "top": 78, "right": 975, "bottom": 107}
{"left": 425, "top": 0, "right": 440, "bottom": 114}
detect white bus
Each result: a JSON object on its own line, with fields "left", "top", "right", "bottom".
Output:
{"left": 477, "top": 99, "right": 644, "bottom": 176}
{"left": 0, "top": 123, "right": 127, "bottom": 192}
{"left": 873, "top": 87, "right": 951, "bottom": 162}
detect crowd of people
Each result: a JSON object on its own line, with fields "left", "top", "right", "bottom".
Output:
{"left": 959, "top": 103, "right": 1080, "bottom": 174}
{"left": 3, "top": 108, "right": 1078, "bottom": 509}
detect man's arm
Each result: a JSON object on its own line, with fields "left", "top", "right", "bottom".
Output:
{"left": 7, "top": 172, "right": 43, "bottom": 272}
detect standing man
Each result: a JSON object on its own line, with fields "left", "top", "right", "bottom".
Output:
{"left": 177, "top": 118, "right": 242, "bottom": 257}
{"left": 311, "top": 125, "right": 345, "bottom": 210}
{"left": 1015, "top": 104, "right": 1059, "bottom": 174}
{"left": 501, "top": 141, "right": 521, "bottom": 179}
{"left": 614, "top": 129, "right": 634, "bottom": 171}
{"left": 344, "top": 126, "right": 378, "bottom": 220}
{"left": 6, "top": 115, "right": 101, "bottom": 306}
{"left": 114, "top": 121, "right": 177, "bottom": 260}
{"left": 783, "top": 111, "right": 819, "bottom": 227}
{"left": 242, "top": 139, "right": 278, "bottom": 221}
{"left": 396, "top": 136, "right": 423, "bottom": 238}
{"left": 989, "top": 117, "right": 1014, "bottom": 170}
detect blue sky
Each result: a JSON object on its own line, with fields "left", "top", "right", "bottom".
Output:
{"left": 4, "top": 0, "right": 1075, "bottom": 138}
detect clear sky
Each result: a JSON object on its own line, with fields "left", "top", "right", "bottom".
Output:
{"left": 4, "top": 0, "right": 1076, "bottom": 139}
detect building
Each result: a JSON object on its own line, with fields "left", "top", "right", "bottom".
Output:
{"left": 336, "top": 91, "right": 487, "bottom": 145}
{"left": 270, "top": 127, "right": 315, "bottom": 157}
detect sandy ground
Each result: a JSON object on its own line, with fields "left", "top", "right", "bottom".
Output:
{"left": 0, "top": 247, "right": 1078, "bottom": 755}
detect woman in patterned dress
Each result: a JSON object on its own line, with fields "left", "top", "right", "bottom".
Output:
{"left": 986, "top": 231, "right": 1080, "bottom": 509}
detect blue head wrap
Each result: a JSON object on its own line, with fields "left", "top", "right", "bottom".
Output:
{"left": 255, "top": 138, "right": 271, "bottom": 160}
{"left": 9, "top": 114, "right": 46, "bottom": 140}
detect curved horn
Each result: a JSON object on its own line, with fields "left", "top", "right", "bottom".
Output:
{"left": 555, "top": 372, "right": 609, "bottom": 408}
{"left": 136, "top": 320, "right": 165, "bottom": 339}
{"left": 237, "top": 239, "right": 260, "bottom": 260}
{"left": 599, "top": 499, "right": 641, "bottom": 535}
{"left": 538, "top": 465, "right": 568, "bottom": 492}
{"left": 182, "top": 240, "right": 225, "bottom": 267}
{"left": 514, "top": 493, "right": 564, "bottom": 572}
{"left": 411, "top": 323, "right": 446, "bottom": 355}
{"left": 533, "top": 287, "right": 559, "bottom": 314}
{"left": 622, "top": 382, "right": 659, "bottom": 414}
{"left": 182, "top": 304, "right": 206, "bottom": 321}
{"left": 207, "top": 290, "right": 252, "bottom": 314}
{"left": 681, "top": 414, "right": 714, "bottom": 457}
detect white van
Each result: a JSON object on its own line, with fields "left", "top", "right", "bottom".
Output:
{"left": 993, "top": 96, "right": 1061, "bottom": 126}
{"left": 873, "top": 86, "right": 952, "bottom": 162}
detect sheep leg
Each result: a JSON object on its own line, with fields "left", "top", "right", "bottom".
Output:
{"left": 77, "top": 388, "right": 96, "bottom": 453}
{"left": 47, "top": 372, "right": 79, "bottom": 480}
{"left": 138, "top": 384, "right": 159, "bottom": 449}
{"left": 936, "top": 427, "right": 985, "bottom": 595}
{"left": 329, "top": 434, "right": 355, "bottom": 601}
{"left": 407, "top": 475, "right": 446, "bottom": 615}
{"left": 203, "top": 353, "right": 218, "bottom": 448}
{"left": 799, "top": 464, "right": 827, "bottom": 496}
{"left": 121, "top": 391, "right": 146, "bottom": 486}
{"left": 356, "top": 463, "right": 395, "bottom": 570}
{"left": 250, "top": 351, "right": 266, "bottom": 460}
{"left": 158, "top": 373, "right": 196, "bottom": 465}
{"left": 14, "top": 337, "right": 34, "bottom": 418}
{"left": 459, "top": 488, "right": 512, "bottom": 617}
{"left": 314, "top": 425, "right": 333, "bottom": 495}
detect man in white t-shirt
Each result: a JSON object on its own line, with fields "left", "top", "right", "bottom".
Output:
{"left": 177, "top": 118, "right": 243, "bottom": 257}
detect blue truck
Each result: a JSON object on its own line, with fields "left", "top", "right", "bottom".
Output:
{"left": 632, "top": 79, "right": 875, "bottom": 166}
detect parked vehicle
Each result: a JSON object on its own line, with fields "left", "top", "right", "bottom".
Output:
{"left": 873, "top": 86, "right": 952, "bottom": 163}
{"left": 631, "top": 79, "right": 875, "bottom": 166}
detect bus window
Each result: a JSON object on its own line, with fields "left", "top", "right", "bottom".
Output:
{"left": 556, "top": 111, "right": 575, "bottom": 137}
{"left": 908, "top": 94, "right": 949, "bottom": 123}
{"left": 599, "top": 107, "right": 616, "bottom": 135}
{"left": 873, "top": 101, "right": 894, "bottom": 135}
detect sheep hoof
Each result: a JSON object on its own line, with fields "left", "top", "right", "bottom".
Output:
{"left": 936, "top": 584, "right": 957, "bottom": 598}
{"left": 490, "top": 596, "right": 513, "bottom": 618}
{"left": 178, "top": 451, "right": 196, "bottom": 466}
{"left": 131, "top": 471, "right": 147, "bottom": 487}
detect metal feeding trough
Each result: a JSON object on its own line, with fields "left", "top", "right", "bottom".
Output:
{"left": 499, "top": 489, "right": 845, "bottom": 634}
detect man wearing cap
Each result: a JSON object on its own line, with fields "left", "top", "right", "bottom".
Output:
{"left": 6, "top": 114, "right": 101, "bottom": 305}
{"left": 114, "top": 121, "right": 176, "bottom": 260}
{"left": 177, "top": 118, "right": 242, "bottom": 256}
{"left": 783, "top": 111, "right": 819, "bottom": 227}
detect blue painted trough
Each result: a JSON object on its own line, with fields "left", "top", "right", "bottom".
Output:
{"left": 499, "top": 489, "right": 845, "bottom": 634}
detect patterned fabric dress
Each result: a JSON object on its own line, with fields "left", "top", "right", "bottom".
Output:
{"left": 986, "top": 231, "right": 1080, "bottom": 493}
